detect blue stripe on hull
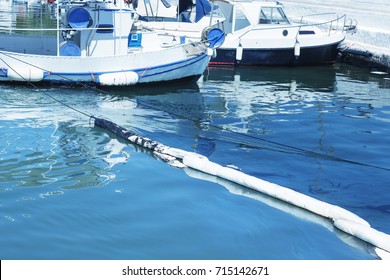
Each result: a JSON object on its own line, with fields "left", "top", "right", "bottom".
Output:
{"left": 211, "top": 43, "right": 341, "bottom": 66}
{"left": 0, "top": 53, "right": 209, "bottom": 85}
{"left": 137, "top": 53, "right": 208, "bottom": 81}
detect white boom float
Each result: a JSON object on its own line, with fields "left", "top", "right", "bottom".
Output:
{"left": 94, "top": 117, "right": 390, "bottom": 259}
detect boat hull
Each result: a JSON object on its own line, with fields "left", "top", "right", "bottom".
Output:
{"left": 0, "top": 48, "right": 211, "bottom": 86}
{"left": 211, "top": 42, "right": 342, "bottom": 66}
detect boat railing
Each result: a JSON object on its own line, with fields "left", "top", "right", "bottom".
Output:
{"left": 0, "top": 1, "right": 135, "bottom": 36}
{"left": 236, "top": 13, "right": 351, "bottom": 40}
{"left": 291, "top": 13, "right": 339, "bottom": 24}
{"left": 0, "top": 25, "right": 125, "bottom": 33}
{"left": 290, "top": 13, "right": 356, "bottom": 35}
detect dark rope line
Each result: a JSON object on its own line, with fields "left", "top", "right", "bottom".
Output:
{"left": 134, "top": 100, "right": 390, "bottom": 172}
{"left": 0, "top": 52, "right": 94, "bottom": 118}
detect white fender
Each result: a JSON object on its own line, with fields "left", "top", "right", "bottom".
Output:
{"left": 236, "top": 43, "right": 243, "bottom": 61}
{"left": 294, "top": 41, "right": 301, "bottom": 58}
{"left": 7, "top": 67, "right": 45, "bottom": 82}
{"left": 97, "top": 71, "right": 138, "bottom": 86}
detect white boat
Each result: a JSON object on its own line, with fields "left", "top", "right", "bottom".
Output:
{"left": 135, "top": 0, "right": 357, "bottom": 66}
{"left": 0, "top": 0, "right": 219, "bottom": 86}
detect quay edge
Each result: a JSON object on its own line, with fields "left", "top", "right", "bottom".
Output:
{"left": 338, "top": 41, "right": 390, "bottom": 72}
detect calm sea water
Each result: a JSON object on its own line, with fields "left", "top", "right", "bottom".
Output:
{"left": 0, "top": 1, "right": 390, "bottom": 260}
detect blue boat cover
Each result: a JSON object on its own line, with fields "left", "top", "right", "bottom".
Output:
{"left": 195, "top": 0, "right": 212, "bottom": 22}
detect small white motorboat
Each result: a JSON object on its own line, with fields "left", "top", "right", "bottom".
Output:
{"left": 135, "top": 0, "right": 357, "bottom": 66}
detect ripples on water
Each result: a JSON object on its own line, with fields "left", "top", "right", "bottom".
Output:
{"left": 1, "top": 121, "right": 127, "bottom": 190}
{"left": 1, "top": 2, "right": 390, "bottom": 260}
{"left": 1, "top": 67, "right": 389, "bottom": 261}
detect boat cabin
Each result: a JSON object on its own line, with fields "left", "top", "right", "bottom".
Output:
{"left": 214, "top": 0, "right": 290, "bottom": 34}
{"left": 135, "top": 0, "right": 225, "bottom": 25}
{"left": 259, "top": 5, "right": 290, "bottom": 25}
{"left": 60, "top": 2, "right": 143, "bottom": 57}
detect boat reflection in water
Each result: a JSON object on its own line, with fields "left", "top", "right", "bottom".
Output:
{"left": 203, "top": 65, "right": 337, "bottom": 86}
{"left": 198, "top": 65, "right": 337, "bottom": 130}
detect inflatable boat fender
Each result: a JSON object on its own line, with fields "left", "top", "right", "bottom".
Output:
{"left": 7, "top": 67, "right": 45, "bottom": 82}
{"left": 97, "top": 71, "right": 139, "bottom": 86}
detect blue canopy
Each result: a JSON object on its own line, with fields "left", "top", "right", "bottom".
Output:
{"left": 195, "top": 0, "right": 212, "bottom": 22}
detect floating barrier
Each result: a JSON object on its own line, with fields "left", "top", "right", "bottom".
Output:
{"left": 183, "top": 167, "right": 378, "bottom": 255}
{"left": 93, "top": 116, "right": 390, "bottom": 259}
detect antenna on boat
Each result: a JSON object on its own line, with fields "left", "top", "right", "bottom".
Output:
{"left": 209, "top": 1, "right": 215, "bottom": 26}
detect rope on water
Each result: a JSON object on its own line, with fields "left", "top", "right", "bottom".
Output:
{"left": 135, "top": 100, "right": 390, "bottom": 172}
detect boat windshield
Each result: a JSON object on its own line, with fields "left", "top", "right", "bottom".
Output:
{"left": 259, "top": 7, "right": 290, "bottom": 24}
{"left": 234, "top": 6, "right": 251, "bottom": 31}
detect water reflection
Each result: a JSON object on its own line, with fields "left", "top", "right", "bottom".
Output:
{"left": 206, "top": 66, "right": 336, "bottom": 100}
{"left": 0, "top": 120, "right": 128, "bottom": 191}
{"left": 0, "top": 62, "right": 389, "bottom": 258}
{"left": 0, "top": 86, "right": 131, "bottom": 193}
{"left": 204, "top": 65, "right": 337, "bottom": 91}
{"left": 0, "top": 1, "right": 55, "bottom": 30}
{"left": 0, "top": 1, "right": 57, "bottom": 55}
{"left": 200, "top": 65, "right": 390, "bottom": 122}
{"left": 197, "top": 65, "right": 390, "bottom": 235}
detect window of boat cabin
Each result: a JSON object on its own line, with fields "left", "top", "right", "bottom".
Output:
{"left": 234, "top": 6, "right": 250, "bottom": 31}
{"left": 259, "top": 7, "right": 290, "bottom": 24}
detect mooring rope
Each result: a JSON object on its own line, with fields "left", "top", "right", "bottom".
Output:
{"left": 134, "top": 99, "right": 390, "bottom": 172}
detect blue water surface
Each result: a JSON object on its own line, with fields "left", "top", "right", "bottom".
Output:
{"left": 0, "top": 64, "right": 389, "bottom": 260}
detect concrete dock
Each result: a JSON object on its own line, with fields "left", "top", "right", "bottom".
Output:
{"left": 282, "top": 0, "right": 390, "bottom": 71}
